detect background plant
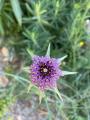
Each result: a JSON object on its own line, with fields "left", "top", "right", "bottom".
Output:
{"left": 0, "top": 0, "right": 90, "bottom": 120}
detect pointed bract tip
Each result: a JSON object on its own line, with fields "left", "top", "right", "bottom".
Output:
{"left": 46, "top": 43, "right": 50, "bottom": 57}
{"left": 58, "top": 55, "right": 68, "bottom": 64}
{"left": 62, "top": 71, "right": 77, "bottom": 76}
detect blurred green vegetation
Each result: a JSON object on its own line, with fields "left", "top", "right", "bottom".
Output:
{"left": 0, "top": 97, "right": 14, "bottom": 119}
{"left": 0, "top": 0, "right": 90, "bottom": 120}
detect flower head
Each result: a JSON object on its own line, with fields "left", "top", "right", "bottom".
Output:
{"left": 30, "top": 56, "right": 62, "bottom": 90}
{"left": 29, "top": 44, "right": 77, "bottom": 90}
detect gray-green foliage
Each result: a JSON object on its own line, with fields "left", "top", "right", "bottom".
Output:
{"left": 0, "top": 0, "right": 90, "bottom": 120}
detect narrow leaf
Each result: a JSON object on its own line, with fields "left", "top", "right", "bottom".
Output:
{"left": 27, "top": 83, "right": 33, "bottom": 93}
{"left": 0, "top": 0, "right": 4, "bottom": 11}
{"left": 10, "top": 0, "right": 22, "bottom": 26}
{"left": 27, "top": 48, "right": 35, "bottom": 58}
{"left": 46, "top": 44, "right": 50, "bottom": 57}
{"left": 54, "top": 87, "right": 63, "bottom": 102}
{"left": 39, "top": 90, "right": 45, "bottom": 104}
{"left": 0, "top": 17, "right": 4, "bottom": 35}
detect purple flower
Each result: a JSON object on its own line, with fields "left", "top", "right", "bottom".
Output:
{"left": 29, "top": 44, "right": 77, "bottom": 90}
{"left": 30, "top": 56, "right": 62, "bottom": 90}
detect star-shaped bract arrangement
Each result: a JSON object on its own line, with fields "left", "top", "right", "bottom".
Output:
{"left": 30, "top": 44, "right": 76, "bottom": 90}
{"left": 31, "top": 56, "right": 62, "bottom": 90}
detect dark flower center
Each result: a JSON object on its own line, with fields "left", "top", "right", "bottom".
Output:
{"left": 39, "top": 62, "right": 52, "bottom": 77}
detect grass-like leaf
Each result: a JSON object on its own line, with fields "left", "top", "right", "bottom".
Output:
{"left": 10, "top": 0, "right": 22, "bottom": 26}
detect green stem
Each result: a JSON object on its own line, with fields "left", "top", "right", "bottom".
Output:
{"left": 45, "top": 96, "right": 52, "bottom": 120}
